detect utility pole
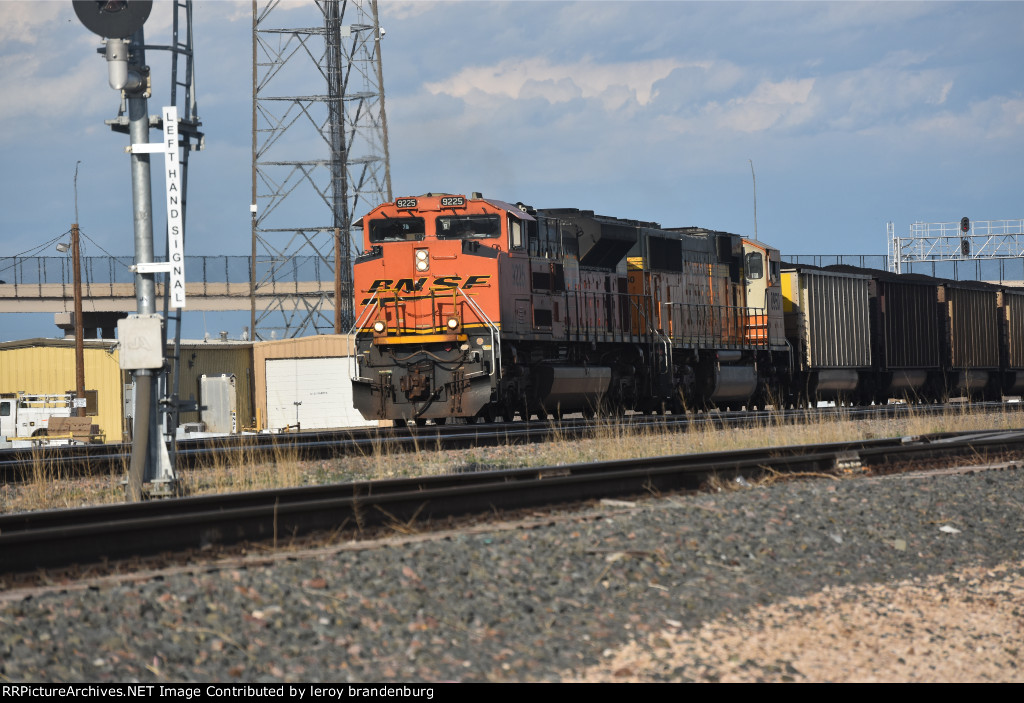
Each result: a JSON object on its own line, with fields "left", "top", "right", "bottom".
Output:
{"left": 71, "top": 222, "right": 86, "bottom": 418}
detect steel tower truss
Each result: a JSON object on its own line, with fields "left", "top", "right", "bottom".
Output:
{"left": 889, "top": 219, "right": 1024, "bottom": 278}
{"left": 251, "top": 0, "right": 392, "bottom": 340}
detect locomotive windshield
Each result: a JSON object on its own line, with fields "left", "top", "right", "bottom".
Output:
{"left": 435, "top": 214, "right": 501, "bottom": 240}
{"left": 368, "top": 217, "right": 425, "bottom": 243}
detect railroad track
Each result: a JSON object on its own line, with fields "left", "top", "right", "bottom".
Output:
{"left": 2, "top": 427, "right": 1022, "bottom": 575}
{"left": 1, "top": 401, "right": 1016, "bottom": 483}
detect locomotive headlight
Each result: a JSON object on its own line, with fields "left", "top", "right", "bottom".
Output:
{"left": 414, "top": 249, "right": 429, "bottom": 272}
{"left": 446, "top": 316, "right": 460, "bottom": 330}
{"left": 373, "top": 320, "right": 386, "bottom": 333}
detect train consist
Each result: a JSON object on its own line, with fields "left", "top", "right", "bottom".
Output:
{"left": 350, "top": 193, "right": 1024, "bottom": 424}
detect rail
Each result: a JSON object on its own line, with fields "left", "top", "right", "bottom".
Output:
{"left": 5, "top": 426, "right": 1022, "bottom": 573}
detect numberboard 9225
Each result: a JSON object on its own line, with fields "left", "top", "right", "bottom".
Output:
{"left": 395, "top": 196, "right": 466, "bottom": 209}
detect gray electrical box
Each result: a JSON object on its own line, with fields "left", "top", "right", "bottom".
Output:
{"left": 200, "top": 374, "right": 237, "bottom": 434}
{"left": 118, "top": 315, "right": 164, "bottom": 370}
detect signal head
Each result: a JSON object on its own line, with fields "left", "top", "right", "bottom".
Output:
{"left": 73, "top": 0, "right": 153, "bottom": 38}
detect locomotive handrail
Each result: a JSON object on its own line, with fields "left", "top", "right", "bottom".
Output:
{"left": 457, "top": 286, "right": 501, "bottom": 381}
{"left": 348, "top": 289, "right": 382, "bottom": 381}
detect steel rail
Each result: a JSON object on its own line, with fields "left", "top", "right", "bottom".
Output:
{"left": 2, "top": 428, "right": 1022, "bottom": 574}
{"left": 2, "top": 401, "right": 1016, "bottom": 484}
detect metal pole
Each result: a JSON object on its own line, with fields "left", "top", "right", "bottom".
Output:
{"left": 125, "top": 26, "right": 158, "bottom": 497}
{"left": 71, "top": 223, "right": 86, "bottom": 418}
{"left": 749, "top": 159, "right": 758, "bottom": 240}
{"left": 334, "top": 226, "right": 342, "bottom": 334}
{"left": 371, "top": 0, "right": 392, "bottom": 202}
{"left": 250, "top": 0, "right": 258, "bottom": 341}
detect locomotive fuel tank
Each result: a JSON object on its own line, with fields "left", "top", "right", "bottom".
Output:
{"left": 532, "top": 365, "right": 612, "bottom": 415}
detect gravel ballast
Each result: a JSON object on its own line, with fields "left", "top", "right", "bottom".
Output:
{"left": 2, "top": 466, "right": 1022, "bottom": 682}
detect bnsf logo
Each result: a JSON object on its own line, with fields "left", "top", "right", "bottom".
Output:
{"left": 367, "top": 275, "right": 491, "bottom": 293}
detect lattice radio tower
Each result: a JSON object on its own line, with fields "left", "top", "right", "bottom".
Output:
{"left": 251, "top": 0, "right": 392, "bottom": 340}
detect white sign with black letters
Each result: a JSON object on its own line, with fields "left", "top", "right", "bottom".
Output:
{"left": 131, "top": 105, "right": 186, "bottom": 308}
{"left": 162, "top": 106, "right": 185, "bottom": 308}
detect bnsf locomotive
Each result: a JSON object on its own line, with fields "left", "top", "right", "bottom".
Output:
{"left": 350, "top": 193, "right": 1024, "bottom": 424}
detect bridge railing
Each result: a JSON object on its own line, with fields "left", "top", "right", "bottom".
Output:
{"left": 0, "top": 255, "right": 341, "bottom": 298}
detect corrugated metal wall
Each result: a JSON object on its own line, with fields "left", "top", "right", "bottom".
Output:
{"left": 0, "top": 342, "right": 125, "bottom": 442}
{"left": 878, "top": 280, "right": 941, "bottom": 369}
{"left": 252, "top": 335, "right": 356, "bottom": 430}
{"left": 945, "top": 286, "right": 999, "bottom": 369}
{"left": 798, "top": 270, "right": 872, "bottom": 368}
{"left": 176, "top": 343, "right": 255, "bottom": 429}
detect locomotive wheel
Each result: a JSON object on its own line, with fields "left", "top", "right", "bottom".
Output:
{"left": 414, "top": 418, "right": 427, "bottom": 427}
{"left": 501, "top": 402, "right": 517, "bottom": 422}
{"left": 434, "top": 417, "right": 447, "bottom": 426}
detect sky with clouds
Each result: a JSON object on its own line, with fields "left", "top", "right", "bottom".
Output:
{"left": 0, "top": 0, "right": 1022, "bottom": 337}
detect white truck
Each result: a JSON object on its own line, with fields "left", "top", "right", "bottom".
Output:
{"left": 0, "top": 393, "right": 79, "bottom": 449}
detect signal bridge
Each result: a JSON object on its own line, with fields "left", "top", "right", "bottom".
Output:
{"left": 889, "top": 219, "right": 1024, "bottom": 276}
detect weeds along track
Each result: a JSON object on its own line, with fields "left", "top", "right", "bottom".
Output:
{"left": 2, "top": 427, "right": 1023, "bottom": 577}
{"left": 1, "top": 401, "right": 1018, "bottom": 487}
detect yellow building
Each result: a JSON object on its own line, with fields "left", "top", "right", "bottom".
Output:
{"left": 0, "top": 338, "right": 255, "bottom": 442}
{"left": 0, "top": 338, "right": 125, "bottom": 442}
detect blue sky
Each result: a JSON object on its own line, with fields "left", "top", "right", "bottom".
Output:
{"left": 1, "top": 0, "right": 1023, "bottom": 338}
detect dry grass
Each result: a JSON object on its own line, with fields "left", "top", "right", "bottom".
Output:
{"left": 2, "top": 403, "right": 1022, "bottom": 515}
{"left": 180, "top": 436, "right": 310, "bottom": 495}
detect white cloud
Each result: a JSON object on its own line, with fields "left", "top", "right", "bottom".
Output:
{"left": 0, "top": 1, "right": 62, "bottom": 44}
{"left": 425, "top": 56, "right": 687, "bottom": 109}
{"left": 0, "top": 48, "right": 109, "bottom": 126}
{"left": 381, "top": 1, "right": 439, "bottom": 22}
{"left": 716, "top": 78, "right": 817, "bottom": 132}
{"left": 911, "top": 96, "right": 1024, "bottom": 141}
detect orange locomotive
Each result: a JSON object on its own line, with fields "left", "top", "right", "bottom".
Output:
{"left": 351, "top": 193, "right": 789, "bottom": 424}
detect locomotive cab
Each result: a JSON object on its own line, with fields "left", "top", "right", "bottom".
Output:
{"left": 740, "top": 239, "right": 786, "bottom": 349}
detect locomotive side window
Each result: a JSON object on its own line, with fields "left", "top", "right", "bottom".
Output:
{"left": 509, "top": 218, "right": 523, "bottom": 249}
{"left": 435, "top": 214, "right": 500, "bottom": 240}
{"left": 368, "top": 217, "right": 425, "bottom": 243}
{"left": 0, "top": 401, "right": 9, "bottom": 417}
{"left": 745, "top": 251, "right": 764, "bottom": 280}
